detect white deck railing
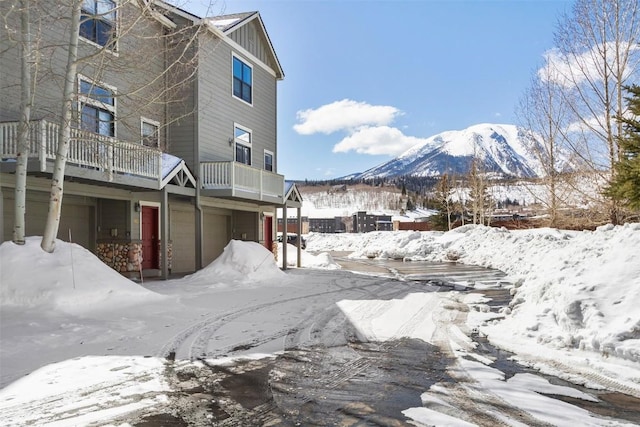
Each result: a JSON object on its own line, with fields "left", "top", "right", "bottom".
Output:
{"left": 0, "top": 120, "right": 161, "bottom": 181}
{"left": 201, "top": 161, "right": 284, "bottom": 201}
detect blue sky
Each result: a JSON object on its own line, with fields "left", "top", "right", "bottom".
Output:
{"left": 186, "top": 0, "right": 572, "bottom": 181}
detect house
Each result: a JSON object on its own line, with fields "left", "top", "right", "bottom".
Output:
{"left": 0, "top": 0, "right": 297, "bottom": 277}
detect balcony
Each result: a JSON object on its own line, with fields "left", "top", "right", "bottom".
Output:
{"left": 201, "top": 161, "right": 284, "bottom": 204}
{"left": 0, "top": 120, "right": 163, "bottom": 188}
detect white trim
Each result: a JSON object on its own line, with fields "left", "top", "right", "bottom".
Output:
{"left": 233, "top": 122, "right": 252, "bottom": 143}
{"left": 140, "top": 117, "right": 160, "bottom": 147}
{"left": 77, "top": 74, "right": 117, "bottom": 137}
{"left": 264, "top": 149, "right": 274, "bottom": 172}
{"left": 79, "top": 0, "right": 120, "bottom": 53}
{"left": 231, "top": 53, "right": 254, "bottom": 107}
{"left": 233, "top": 123, "right": 252, "bottom": 165}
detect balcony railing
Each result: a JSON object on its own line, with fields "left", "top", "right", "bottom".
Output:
{"left": 0, "top": 120, "right": 162, "bottom": 183}
{"left": 201, "top": 161, "right": 284, "bottom": 203}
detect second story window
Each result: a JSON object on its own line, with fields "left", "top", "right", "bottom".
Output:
{"left": 234, "top": 125, "right": 251, "bottom": 165}
{"left": 79, "top": 78, "right": 115, "bottom": 137}
{"left": 264, "top": 150, "right": 273, "bottom": 172}
{"left": 233, "top": 56, "right": 252, "bottom": 104}
{"left": 141, "top": 119, "right": 159, "bottom": 148}
{"left": 80, "top": 0, "right": 117, "bottom": 49}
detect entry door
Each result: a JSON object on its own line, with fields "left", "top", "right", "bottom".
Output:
{"left": 264, "top": 216, "right": 273, "bottom": 252}
{"left": 141, "top": 206, "right": 159, "bottom": 269}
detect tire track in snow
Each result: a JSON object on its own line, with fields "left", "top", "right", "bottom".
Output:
{"left": 156, "top": 277, "right": 413, "bottom": 361}
{"left": 429, "top": 295, "right": 557, "bottom": 427}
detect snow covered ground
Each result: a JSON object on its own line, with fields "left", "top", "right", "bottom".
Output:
{"left": 1, "top": 224, "right": 639, "bottom": 426}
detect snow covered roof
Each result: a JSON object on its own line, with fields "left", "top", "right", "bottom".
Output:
{"left": 160, "top": 153, "right": 196, "bottom": 189}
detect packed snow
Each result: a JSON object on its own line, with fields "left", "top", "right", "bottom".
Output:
{"left": 1, "top": 223, "right": 639, "bottom": 425}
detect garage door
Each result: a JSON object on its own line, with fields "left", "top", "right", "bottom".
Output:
{"left": 2, "top": 192, "right": 95, "bottom": 250}
{"left": 170, "top": 206, "right": 195, "bottom": 273}
{"left": 58, "top": 203, "right": 95, "bottom": 250}
{"left": 203, "top": 210, "right": 230, "bottom": 267}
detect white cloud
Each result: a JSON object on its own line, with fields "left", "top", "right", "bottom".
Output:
{"left": 293, "top": 99, "right": 401, "bottom": 135}
{"left": 332, "top": 126, "right": 428, "bottom": 156}
{"left": 540, "top": 44, "right": 639, "bottom": 89}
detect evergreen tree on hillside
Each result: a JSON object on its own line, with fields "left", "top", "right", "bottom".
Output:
{"left": 607, "top": 85, "right": 640, "bottom": 212}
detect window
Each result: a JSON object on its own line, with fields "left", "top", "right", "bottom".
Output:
{"left": 264, "top": 150, "right": 273, "bottom": 172}
{"left": 233, "top": 56, "right": 252, "bottom": 104}
{"left": 234, "top": 125, "right": 251, "bottom": 165}
{"left": 79, "top": 78, "right": 115, "bottom": 137}
{"left": 141, "top": 119, "right": 159, "bottom": 147}
{"left": 80, "top": 0, "right": 117, "bottom": 48}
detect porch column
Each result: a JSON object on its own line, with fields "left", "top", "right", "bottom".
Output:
{"left": 160, "top": 188, "right": 169, "bottom": 279}
{"left": 297, "top": 206, "right": 302, "bottom": 268}
{"left": 0, "top": 184, "right": 4, "bottom": 242}
{"left": 282, "top": 204, "right": 287, "bottom": 269}
{"left": 195, "top": 187, "right": 203, "bottom": 271}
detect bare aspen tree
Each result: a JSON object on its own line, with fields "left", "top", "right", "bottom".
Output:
{"left": 435, "top": 174, "right": 453, "bottom": 230}
{"left": 12, "top": 0, "right": 37, "bottom": 244}
{"left": 467, "top": 157, "right": 494, "bottom": 226}
{"left": 40, "top": 0, "right": 82, "bottom": 253}
{"left": 552, "top": 0, "right": 640, "bottom": 224}
{"left": 453, "top": 177, "right": 467, "bottom": 226}
{"left": 518, "top": 59, "right": 572, "bottom": 227}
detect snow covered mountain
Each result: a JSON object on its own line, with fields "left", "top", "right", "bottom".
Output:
{"left": 352, "top": 124, "right": 558, "bottom": 179}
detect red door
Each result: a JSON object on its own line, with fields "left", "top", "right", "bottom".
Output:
{"left": 141, "top": 206, "right": 159, "bottom": 269}
{"left": 264, "top": 216, "right": 273, "bottom": 252}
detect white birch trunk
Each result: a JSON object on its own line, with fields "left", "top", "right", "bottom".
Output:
{"left": 41, "top": 0, "right": 82, "bottom": 253}
{"left": 13, "top": 0, "right": 32, "bottom": 245}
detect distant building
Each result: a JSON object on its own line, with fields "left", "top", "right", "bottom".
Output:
{"left": 308, "top": 217, "right": 347, "bottom": 233}
{"left": 277, "top": 217, "right": 309, "bottom": 234}
{"left": 352, "top": 211, "right": 393, "bottom": 233}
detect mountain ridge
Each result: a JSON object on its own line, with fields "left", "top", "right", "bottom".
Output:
{"left": 347, "top": 123, "right": 565, "bottom": 180}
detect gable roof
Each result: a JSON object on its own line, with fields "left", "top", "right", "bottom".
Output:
{"left": 208, "top": 12, "right": 284, "bottom": 80}
{"left": 152, "top": 2, "right": 284, "bottom": 80}
{"left": 161, "top": 153, "right": 196, "bottom": 189}
{"left": 283, "top": 181, "right": 303, "bottom": 208}
{"left": 208, "top": 12, "right": 255, "bottom": 31}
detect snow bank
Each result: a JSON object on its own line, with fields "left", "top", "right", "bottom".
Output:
{"left": 278, "top": 242, "right": 341, "bottom": 269}
{"left": 0, "top": 237, "right": 163, "bottom": 314}
{"left": 312, "top": 225, "right": 640, "bottom": 363}
{"left": 181, "top": 240, "right": 287, "bottom": 287}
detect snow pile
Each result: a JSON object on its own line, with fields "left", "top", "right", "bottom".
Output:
{"left": 278, "top": 242, "right": 341, "bottom": 269}
{"left": 0, "top": 237, "right": 163, "bottom": 314}
{"left": 308, "top": 229, "right": 439, "bottom": 259}
{"left": 182, "top": 239, "right": 287, "bottom": 286}
{"left": 312, "top": 224, "right": 640, "bottom": 363}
